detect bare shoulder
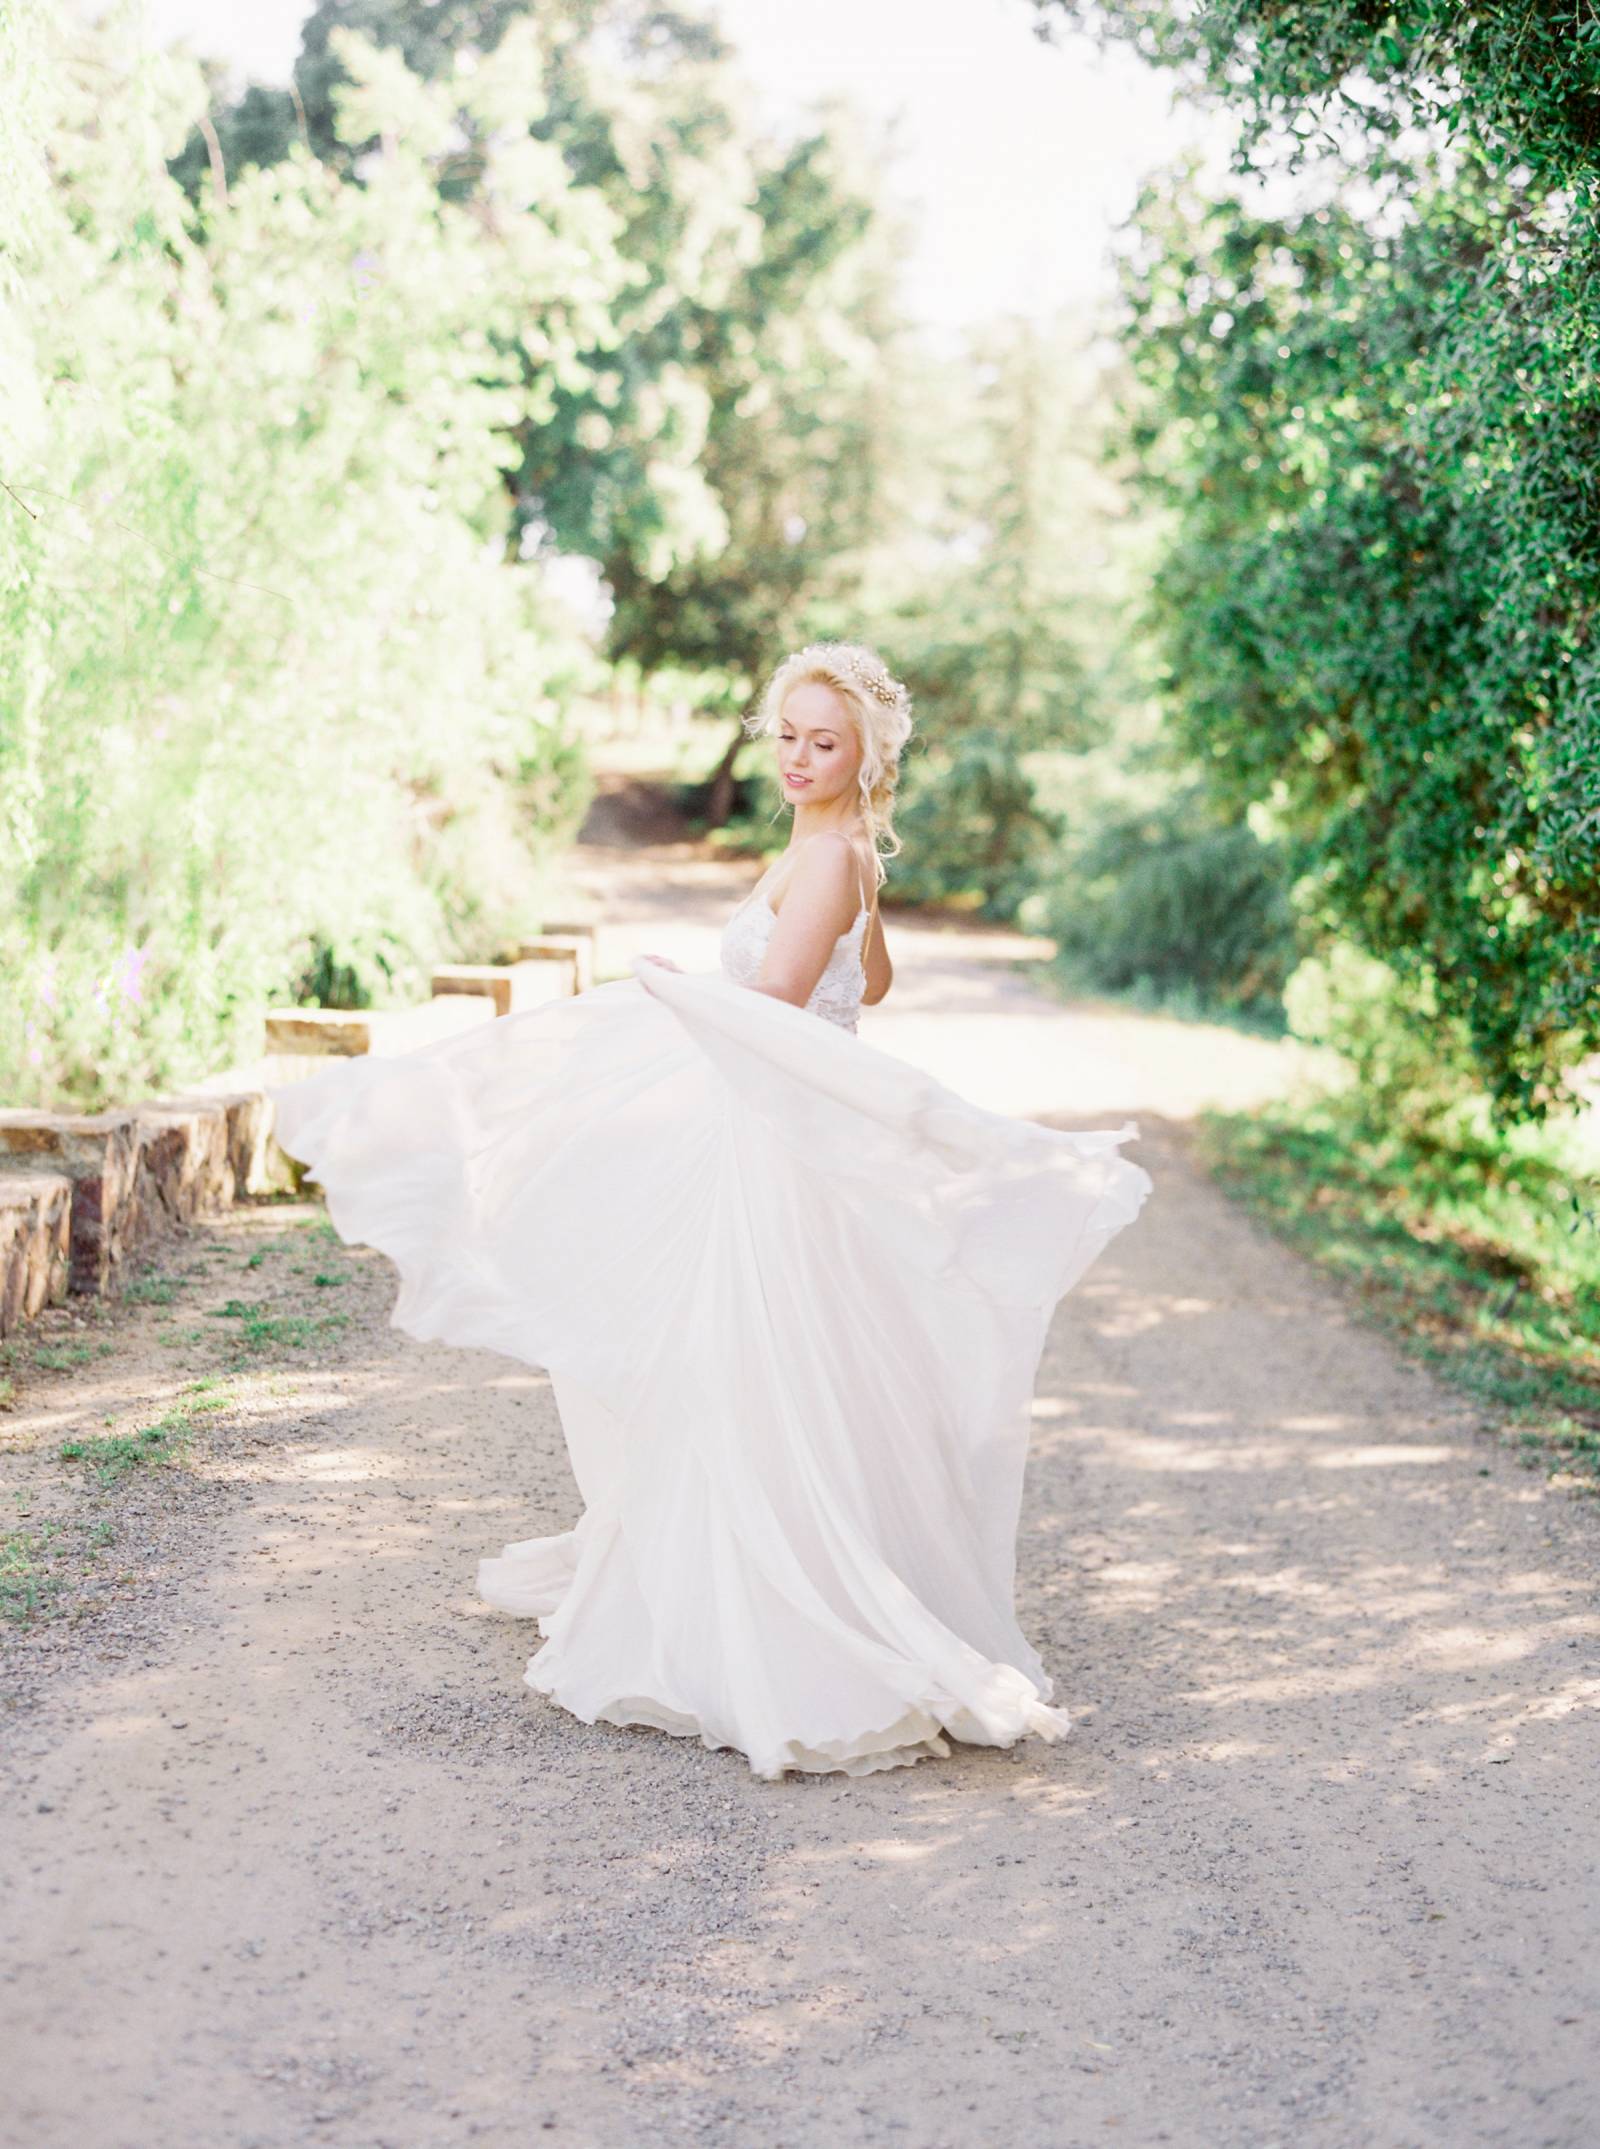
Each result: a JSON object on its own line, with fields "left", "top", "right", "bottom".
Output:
{"left": 770, "top": 831, "right": 866, "bottom": 927}
{"left": 807, "top": 829, "right": 874, "bottom": 903}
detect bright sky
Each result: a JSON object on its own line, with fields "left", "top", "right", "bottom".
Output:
{"left": 145, "top": 0, "right": 1218, "bottom": 328}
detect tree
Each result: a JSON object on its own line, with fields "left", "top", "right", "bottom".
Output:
{"left": 1026, "top": 0, "right": 1600, "bottom": 1118}
{"left": 0, "top": 18, "right": 611, "bottom": 1106}
{"left": 601, "top": 116, "right": 904, "bottom": 820}
{"left": 172, "top": 1, "right": 906, "bottom": 807}
{"left": 867, "top": 318, "right": 1141, "bottom": 912}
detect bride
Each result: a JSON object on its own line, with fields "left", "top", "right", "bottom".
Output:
{"left": 268, "top": 641, "right": 1152, "bottom": 1779}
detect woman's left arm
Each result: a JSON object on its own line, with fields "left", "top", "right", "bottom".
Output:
{"left": 860, "top": 896, "right": 892, "bottom": 1006}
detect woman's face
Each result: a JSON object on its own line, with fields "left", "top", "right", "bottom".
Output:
{"left": 776, "top": 682, "right": 863, "bottom": 810}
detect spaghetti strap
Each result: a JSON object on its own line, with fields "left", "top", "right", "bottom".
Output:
{"left": 820, "top": 828, "right": 871, "bottom": 917}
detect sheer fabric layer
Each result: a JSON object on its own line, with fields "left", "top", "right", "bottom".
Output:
{"left": 269, "top": 959, "right": 1152, "bottom": 1780}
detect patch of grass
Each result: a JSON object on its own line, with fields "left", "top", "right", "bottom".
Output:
{"left": 0, "top": 1376, "right": 15, "bottom": 1410}
{"left": 0, "top": 1523, "right": 65, "bottom": 1623}
{"left": 245, "top": 1248, "right": 267, "bottom": 1270}
{"left": 32, "top": 1342, "right": 99, "bottom": 1371}
{"left": 312, "top": 1271, "right": 348, "bottom": 1289}
{"left": 59, "top": 1408, "right": 197, "bottom": 1487}
{"left": 1197, "top": 1098, "right": 1600, "bottom": 1487}
{"left": 56, "top": 1377, "right": 242, "bottom": 1489}
{"left": 1, "top": 1512, "right": 118, "bottom": 1627}
{"left": 123, "top": 1273, "right": 180, "bottom": 1305}
{"left": 208, "top": 1298, "right": 349, "bottom": 1352}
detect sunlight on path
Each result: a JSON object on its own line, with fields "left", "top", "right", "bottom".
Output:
{"left": 570, "top": 831, "right": 1331, "bottom": 1123}
{"left": 5, "top": 803, "right": 1596, "bottom": 2149}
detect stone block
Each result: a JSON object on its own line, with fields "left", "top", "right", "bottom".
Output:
{"left": 264, "top": 995, "right": 496, "bottom": 1060}
{"left": 367, "top": 995, "right": 497, "bottom": 1055}
{"left": 513, "top": 938, "right": 585, "bottom": 995}
{"left": 0, "top": 1173, "right": 71, "bottom": 1338}
{"left": 263, "top": 1008, "right": 380, "bottom": 1057}
{"left": 181, "top": 1066, "right": 310, "bottom": 1195}
{"left": 433, "top": 962, "right": 577, "bottom": 1016}
{"left": 128, "top": 1098, "right": 234, "bottom": 1239}
{"left": 432, "top": 964, "right": 517, "bottom": 1018}
{"left": 0, "top": 1110, "right": 141, "bottom": 1295}
{"left": 541, "top": 920, "right": 599, "bottom": 975}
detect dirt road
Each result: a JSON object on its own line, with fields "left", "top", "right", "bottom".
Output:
{"left": 4, "top": 822, "right": 1597, "bottom": 2149}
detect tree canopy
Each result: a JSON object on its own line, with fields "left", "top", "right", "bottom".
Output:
{"left": 1031, "top": 0, "right": 1600, "bottom": 1118}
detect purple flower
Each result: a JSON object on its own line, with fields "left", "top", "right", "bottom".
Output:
{"left": 117, "top": 943, "right": 150, "bottom": 1005}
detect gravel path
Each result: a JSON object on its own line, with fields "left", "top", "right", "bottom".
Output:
{"left": 4, "top": 828, "right": 1598, "bottom": 2149}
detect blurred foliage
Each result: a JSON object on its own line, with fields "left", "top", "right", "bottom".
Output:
{"left": 2, "top": 2, "right": 906, "bottom": 1108}
{"left": 1, "top": 11, "right": 611, "bottom": 1106}
{"left": 1031, "top": 0, "right": 1600, "bottom": 1124}
{"left": 1042, "top": 779, "right": 1298, "bottom": 1020}
{"left": 692, "top": 312, "right": 1146, "bottom": 898}
{"left": 175, "top": 2, "right": 738, "bottom": 582}
{"left": 1030, "top": 0, "right": 1600, "bottom": 186}
{"left": 867, "top": 318, "right": 1148, "bottom": 911}
{"left": 1284, "top": 939, "right": 1486, "bottom": 1136}
{"left": 893, "top": 738, "right": 1066, "bottom": 917}
{"left": 177, "top": 0, "right": 903, "bottom": 819}
{"left": 601, "top": 115, "right": 903, "bottom": 797}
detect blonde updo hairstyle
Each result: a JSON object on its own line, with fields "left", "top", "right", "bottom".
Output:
{"left": 746, "top": 641, "right": 914, "bottom": 884}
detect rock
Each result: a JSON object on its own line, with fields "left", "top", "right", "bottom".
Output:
{"left": 513, "top": 938, "right": 587, "bottom": 995}
{"left": 431, "top": 964, "right": 574, "bottom": 1017}
{"left": 262, "top": 1009, "right": 382, "bottom": 1058}
{"left": 0, "top": 1110, "right": 141, "bottom": 1294}
{"left": 157, "top": 1087, "right": 289, "bottom": 1200}
{"left": 128, "top": 1099, "right": 234, "bottom": 1238}
{"left": 263, "top": 997, "right": 495, "bottom": 1060}
{"left": 538, "top": 922, "right": 598, "bottom": 987}
{"left": 0, "top": 1172, "right": 71, "bottom": 1337}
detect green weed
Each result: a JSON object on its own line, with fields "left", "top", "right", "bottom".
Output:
{"left": 0, "top": 1524, "right": 65, "bottom": 1623}
{"left": 33, "top": 1343, "right": 98, "bottom": 1371}
{"left": 123, "top": 1274, "right": 179, "bottom": 1305}
{"left": 59, "top": 1409, "right": 196, "bottom": 1487}
{"left": 1198, "top": 1101, "right": 1600, "bottom": 1486}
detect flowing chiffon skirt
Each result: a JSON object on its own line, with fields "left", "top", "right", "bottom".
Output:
{"left": 267, "top": 957, "right": 1153, "bottom": 1779}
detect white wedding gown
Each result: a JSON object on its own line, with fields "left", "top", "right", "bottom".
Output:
{"left": 267, "top": 865, "right": 1153, "bottom": 1779}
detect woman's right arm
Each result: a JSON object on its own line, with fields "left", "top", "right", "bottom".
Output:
{"left": 747, "top": 834, "right": 862, "bottom": 1012}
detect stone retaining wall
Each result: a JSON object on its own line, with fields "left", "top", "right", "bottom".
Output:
{"left": 0, "top": 931, "right": 599, "bottom": 1341}
{"left": 0, "top": 1087, "right": 300, "bottom": 1337}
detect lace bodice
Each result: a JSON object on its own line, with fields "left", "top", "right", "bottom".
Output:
{"left": 719, "top": 863, "right": 870, "bottom": 1034}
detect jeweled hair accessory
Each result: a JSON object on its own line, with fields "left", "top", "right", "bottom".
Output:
{"left": 843, "top": 651, "right": 902, "bottom": 707}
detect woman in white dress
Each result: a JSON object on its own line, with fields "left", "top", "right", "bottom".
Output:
{"left": 268, "top": 641, "right": 1152, "bottom": 1779}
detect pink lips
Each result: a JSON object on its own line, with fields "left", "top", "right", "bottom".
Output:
{"left": 784, "top": 773, "right": 810, "bottom": 787}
